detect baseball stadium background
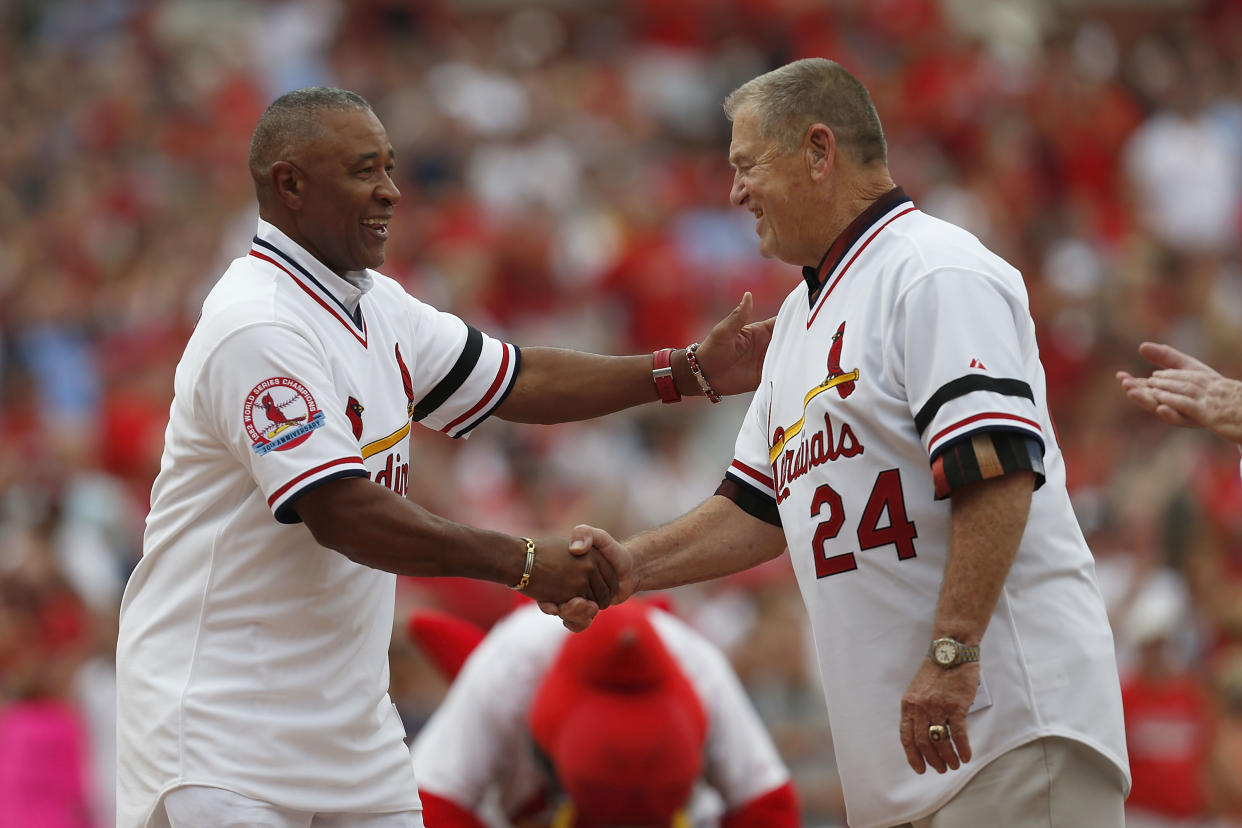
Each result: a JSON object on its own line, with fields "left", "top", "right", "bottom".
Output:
{"left": 3, "top": 0, "right": 1242, "bottom": 825}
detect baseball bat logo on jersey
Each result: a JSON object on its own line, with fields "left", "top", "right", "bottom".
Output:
{"left": 244, "top": 377, "right": 325, "bottom": 455}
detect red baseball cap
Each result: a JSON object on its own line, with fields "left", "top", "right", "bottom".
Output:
{"left": 528, "top": 603, "right": 707, "bottom": 826}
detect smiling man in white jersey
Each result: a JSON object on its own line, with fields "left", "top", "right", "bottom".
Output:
{"left": 114, "top": 88, "right": 772, "bottom": 828}
{"left": 558, "top": 59, "right": 1130, "bottom": 828}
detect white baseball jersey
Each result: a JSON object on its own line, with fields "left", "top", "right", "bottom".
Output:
{"left": 115, "top": 219, "right": 518, "bottom": 827}
{"left": 722, "top": 189, "right": 1129, "bottom": 828}
{"left": 411, "top": 604, "right": 791, "bottom": 827}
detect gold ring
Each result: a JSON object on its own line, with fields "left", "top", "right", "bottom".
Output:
{"left": 928, "top": 724, "right": 948, "bottom": 742}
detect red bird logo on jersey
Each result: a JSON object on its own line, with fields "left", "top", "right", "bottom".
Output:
{"left": 826, "top": 321, "right": 856, "bottom": 399}
{"left": 395, "top": 344, "right": 415, "bottom": 419}
{"left": 260, "top": 392, "right": 306, "bottom": 430}
{"left": 346, "top": 396, "right": 365, "bottom": 441}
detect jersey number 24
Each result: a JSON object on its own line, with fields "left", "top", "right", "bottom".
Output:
{"left": 811, "top": 468, "right": 918, "bottom": 578}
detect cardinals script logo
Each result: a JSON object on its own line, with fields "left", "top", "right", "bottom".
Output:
{"left": 244, "top": 377, "right": 325, "bottom": 455}
{"left": 768, "top": 320, "right": 863, "bottom": 501}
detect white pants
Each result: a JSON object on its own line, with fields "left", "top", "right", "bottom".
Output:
{"left": 902, "top": 737, "right": 1126, "bottom": 828}
{"left": 162, "top": 786, "right": 424, "bottom": 828}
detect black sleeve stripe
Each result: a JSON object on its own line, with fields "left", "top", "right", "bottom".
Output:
{"left": 274, "top": 468, "right": 371, "bottom": 524}
{"left": 717, "top": 474, "right": 782, "bottom": 527}
{"left": 412, "top": 325, "right": 484, "bottom": 423}
{"left": 914, "top": 375, "right": 1035, "bottom": 436}
{"left": 454, "top": 346, "right": 522, "bottom": 438}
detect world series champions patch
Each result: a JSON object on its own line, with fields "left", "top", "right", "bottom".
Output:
{"left": 244, "top": 377, "right": 325, "bottom": 455}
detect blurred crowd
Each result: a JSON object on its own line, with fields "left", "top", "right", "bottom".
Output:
{"left": 4, "top": 0, "right": 1242, "bottom": 825}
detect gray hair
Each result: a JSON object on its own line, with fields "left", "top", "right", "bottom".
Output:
{"left": 248, "top": 87, "right": 373, "bottom": 196}
{"left": 724, "top": 58, "right": 887, "bottom": 166}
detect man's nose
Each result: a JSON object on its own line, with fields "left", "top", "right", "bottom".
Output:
{"left": 729, "top": 173, "right": 746, "bottom": 207}
{"left": 379, "top": 172, "right": 401, "bottom": 206}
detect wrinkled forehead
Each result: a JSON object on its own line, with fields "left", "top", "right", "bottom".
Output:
{"left": 728, "top": 106, "right": 778, "bottom": 166}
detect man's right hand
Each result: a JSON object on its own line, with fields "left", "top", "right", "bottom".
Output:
{"left": 1118, "top": 341, "right": 1242, "bottom": 444}
{"left": 539, "top": 525, "right": 639, "bottom": 632}
{"left": 524, "top": 536, "right": 620, "bottom": 610}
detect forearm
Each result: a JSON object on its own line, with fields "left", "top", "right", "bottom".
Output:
{"left": 932, "top": 472, "right": 1034, "bottom": 645}
{"left": 630, "top": 495, "right": 786, "bottom": 592}
{"left": 294, "top": 477, "right": 525, "bottom": 584}
{"left": 497, "top": 346, "right": 701, "bottom": 424}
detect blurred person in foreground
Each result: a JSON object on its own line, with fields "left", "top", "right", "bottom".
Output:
{"left": 113, "top": 87, "right": 771, "bottom": 828}
{"left": 408, "top": 601, "right": 799, "bottom": 828}
{"left": 1118, "top": 341, "right": 1242, "bottom": 452}
{"left": 555, "top": 58, "right": 1130, "bottom": 828}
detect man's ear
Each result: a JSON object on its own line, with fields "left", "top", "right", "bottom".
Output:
{"left": 271, "top": 161, "right": 304, "bottom": 209}
{"left": 806, "top": 124, "right": 835, "bottom": 180}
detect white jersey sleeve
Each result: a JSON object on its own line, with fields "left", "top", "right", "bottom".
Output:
{"left": 411, "top": 608, "right": 567, "bottom": 812}
{"left": 890, "top": 267, "right": 1045, "bottom": 461}
{"left": 198, "top": 322, "right": 369, "bottom": 524}
{"left": 399, "top": 295, "right": 520, "bottom": 439}
{"left": 648, "top": 609, "right": 791, "bottom": 811}
{"left": 720, "top": 379, "right": 781, "bottom": 525}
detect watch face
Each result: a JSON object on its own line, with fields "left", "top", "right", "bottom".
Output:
{"left": 933, "top": 640, "right": 957, "bottom": 665}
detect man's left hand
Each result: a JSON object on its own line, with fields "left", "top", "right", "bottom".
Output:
{"left": 899, "top": 660, "right": 977, "bottom": 775}
{"left": 694, "top": 292, "right": 775, "bottom": 397}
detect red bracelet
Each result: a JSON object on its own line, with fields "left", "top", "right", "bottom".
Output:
{"left": 686, "top": 342, "right": 721, "bottom": 403}
{"left": 652, "top": 348, "right": 681, "bottom": 403}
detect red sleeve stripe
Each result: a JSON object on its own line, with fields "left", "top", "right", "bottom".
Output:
{"left": 267, "top": 456, "right": 366, "bottom": 507}
{"left": 730, "top": 459, "right": 775, "bottom": 490}
{"left": 249, "top": 250, "right": 368, "bottom": 347}
{"left": 441, "top": 342, "right": 513, "bottom": 435}
{"left": 928, "top": 412, "right": 1040, "bottom": 451}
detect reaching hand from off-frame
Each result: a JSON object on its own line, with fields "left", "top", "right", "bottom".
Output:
{"left": 1117, "top": 342, "right": 1242, "bottom": 445}
{"left": 899, "top": 660, "right": 976, "bottom": 775}
{"left": 524, "top": 536, "right": 620, "bottom": 610}
{"left": 538, "top": 524, "right": 638, "bottom": 632}
{"left": 693, "top": 292, "right": 776, "bottom": 397}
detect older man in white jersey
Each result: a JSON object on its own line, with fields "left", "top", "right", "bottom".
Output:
{"left": 559, "top": 59, "right": 1130, "bottom": 828}
{"left": 114, "top": 88, "right": 771, "bottom": 828}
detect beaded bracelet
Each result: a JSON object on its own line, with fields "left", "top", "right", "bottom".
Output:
{"left": 686, "top": 342, "right": 722, "bottom": 403}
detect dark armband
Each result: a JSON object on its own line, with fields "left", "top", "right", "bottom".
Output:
{"left": 930, "top": 430, "right": 1045, "bottom": 500}
{"left": 715, "top": 476, "right": 783, "bottom": 527}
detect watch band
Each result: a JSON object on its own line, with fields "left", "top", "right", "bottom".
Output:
{"left": 652, "top": 348, "right": 681, "bottom": 404}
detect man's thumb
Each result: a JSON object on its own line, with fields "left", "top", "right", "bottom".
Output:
{"left": 569, "top": 524, "right": 598, "bottom": 555}
{"left": 732, "top": 291, "right": 755, "bottom": 325}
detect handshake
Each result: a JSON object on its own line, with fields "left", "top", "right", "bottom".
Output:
{"left": 521, "top": 526, "right": 637, "bottom": 632}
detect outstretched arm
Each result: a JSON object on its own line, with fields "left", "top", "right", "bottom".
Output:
{"left": 550, "top": 496, "right": 787, "bottom": 630}
{"left": 496, "top": 292, "right": 774, "bottom": 423}
{"left": 293, "top": 477, "right": 618, "bottom": 607}
{"left": 1117, "top": 342, "right": 1242, "bottom": 444}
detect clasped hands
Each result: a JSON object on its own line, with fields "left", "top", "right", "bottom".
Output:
{"left": 530, "top": 526, "right": 635, "bottom": 632}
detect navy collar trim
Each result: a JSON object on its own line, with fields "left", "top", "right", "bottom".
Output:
{"left": 252, "top": 237, "right": 365, "bottom": 331}
{"left": 801, "top": 186, "right": 912, "bottom": 300}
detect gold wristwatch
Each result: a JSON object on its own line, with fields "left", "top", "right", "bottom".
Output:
{"left": 928, "top": 637, "right": 980, "bottom": 668}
